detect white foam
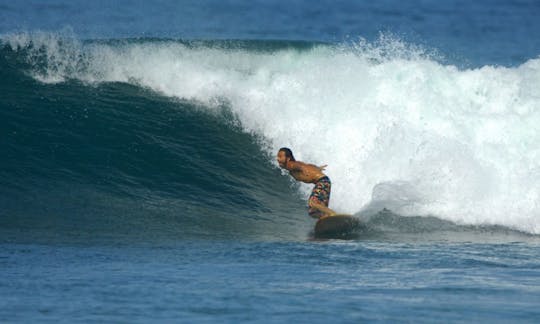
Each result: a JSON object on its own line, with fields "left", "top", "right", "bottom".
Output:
{"left": 4, "top": 32, "right": 540, "bottom": 234}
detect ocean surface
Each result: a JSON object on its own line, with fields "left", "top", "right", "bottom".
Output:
{"left": 1, "top": 1, "right": 540, "bottom": 322}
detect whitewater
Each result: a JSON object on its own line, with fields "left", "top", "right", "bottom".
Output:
{"left": 3, "top": 31, "right": 540, "bottom": 234}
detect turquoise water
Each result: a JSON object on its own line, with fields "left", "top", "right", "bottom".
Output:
{"left": 2, "top": 1, "right": 540, "bottom": 322}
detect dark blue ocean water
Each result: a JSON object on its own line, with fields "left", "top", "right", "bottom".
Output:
{"left": 2, "top": 1, "right": 540, "bottom": 322}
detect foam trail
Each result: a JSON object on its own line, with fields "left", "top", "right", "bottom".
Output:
{"left": 3, "top": 32, "right": 540, "bottom": 234}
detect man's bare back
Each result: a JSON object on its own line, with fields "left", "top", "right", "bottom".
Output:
{"left": 287, "top": 161, "right": 327, "bottom": 184}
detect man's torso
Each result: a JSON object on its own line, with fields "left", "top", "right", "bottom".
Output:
{"left": 288, "top": 161, "right": 326, "bottom": 184}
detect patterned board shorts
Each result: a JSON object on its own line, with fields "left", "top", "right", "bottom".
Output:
{"left": 308, "top": 176, "right": 331, "bottom": 218}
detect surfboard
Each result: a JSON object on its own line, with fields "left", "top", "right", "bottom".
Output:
{"left": 314, "top": 214, "right": 360, "bottom": 238}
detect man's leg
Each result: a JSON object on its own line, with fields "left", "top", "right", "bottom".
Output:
{"left": 309, "top": 201, "right": 337, "bottom": 217}
{"left": 308, "top": 177, "right": 336, "bottom": 218}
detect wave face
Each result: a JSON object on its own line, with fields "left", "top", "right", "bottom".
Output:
{"left": 2, "top": 32, "right": 540, "bottom": 237}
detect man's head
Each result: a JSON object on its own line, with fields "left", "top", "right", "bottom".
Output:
{"left": 277, "top": 147, "right": 295, "bottom": 168}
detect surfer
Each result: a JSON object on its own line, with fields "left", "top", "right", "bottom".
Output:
{"left": 277, "top": 147, "right": 337, "bottom": 218}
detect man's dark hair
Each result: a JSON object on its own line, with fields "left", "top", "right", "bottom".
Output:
{"left": 279, "top": 147, "right": 295, "bottom": 161}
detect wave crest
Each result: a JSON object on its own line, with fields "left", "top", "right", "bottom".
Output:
{"left": 2, "top": 31, "right": 540, "bottom": 234}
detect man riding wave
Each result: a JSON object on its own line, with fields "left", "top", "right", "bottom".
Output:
{"left": 276, "top": 147, "right": 337, "bottom": 218}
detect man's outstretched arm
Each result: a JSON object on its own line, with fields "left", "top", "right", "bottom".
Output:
{"left": 305, "top": 163, "right": 327, "bottom": 171}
